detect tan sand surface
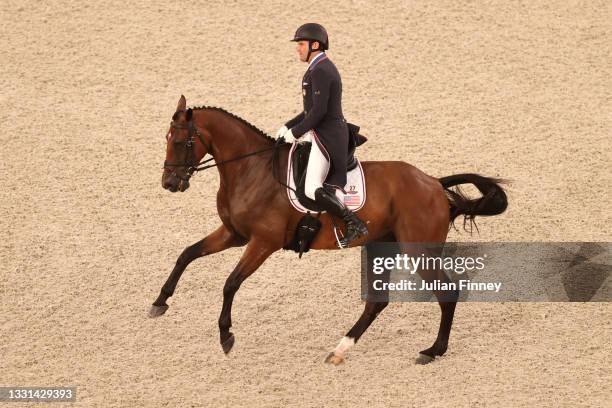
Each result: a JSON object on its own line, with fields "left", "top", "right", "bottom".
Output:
{"left": 1, "top": 1, "right": 611, "bottom": 406}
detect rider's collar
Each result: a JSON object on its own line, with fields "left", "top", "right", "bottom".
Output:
{"left": 308, "top": 52, "right": 326, "bottom": 69}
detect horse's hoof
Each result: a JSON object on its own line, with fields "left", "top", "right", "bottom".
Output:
{"left": 148, "top": 304, "right": 169, "bottom": 318}
{"left": 324, "top": 352, "right": 345, "bottom": 365}
{"left": 415, "top": 353, "right": 435, "bottom": 365}
{"left": 221, "top": 333, "right": 235, "bottom": 354}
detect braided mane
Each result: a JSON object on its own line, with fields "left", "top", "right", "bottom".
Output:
{"left": 190, "top": 106, "right": 277, "bottom": 143}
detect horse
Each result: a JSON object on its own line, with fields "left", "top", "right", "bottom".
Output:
{"left": 151, "top": 95, "right": 508, "bottom": 365}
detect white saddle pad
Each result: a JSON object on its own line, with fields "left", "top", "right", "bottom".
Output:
{"left": 286, "top": 142, "right": 367, "bottom": 213}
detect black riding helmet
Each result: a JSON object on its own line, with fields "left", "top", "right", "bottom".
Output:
{"left": 291, "top": 23, "right": 328, "bottom": 61}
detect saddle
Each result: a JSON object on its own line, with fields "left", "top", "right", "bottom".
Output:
{"left": 290, "top": 123, "right": 367, "bottom": 212}
{"left": 285, "top": 123, "right": 367, "bottom": 256}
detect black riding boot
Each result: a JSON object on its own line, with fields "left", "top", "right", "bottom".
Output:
{"left": 314, "top": 187, "right": 368, "bottom": 247}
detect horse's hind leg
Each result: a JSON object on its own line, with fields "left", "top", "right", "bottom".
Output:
{"left": 149, "top": 224, "right": 245, "bottom": 317}
{"left": 412, "top": 244, "right": 458, "bottom": 364}
{"left": 324, "top": 300, "right": 388, "bottom": 365}
{"left": 393, "top": 212, "right": 457, "bottom": 364}
{"left": 416, "top": 292, "right": 457, "bottom": 364}
{"left": 325, "top": 238, "right": 393, "bottom": 365}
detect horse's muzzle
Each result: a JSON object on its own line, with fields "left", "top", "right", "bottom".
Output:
{"left": 162, "top": 172, "right": 190, "bottom": 192}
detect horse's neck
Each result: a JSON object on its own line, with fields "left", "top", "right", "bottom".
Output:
{"left": 198, "top": 109, "right": 274, "bottom": 188}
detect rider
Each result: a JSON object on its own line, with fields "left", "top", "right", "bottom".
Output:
{"left": 276, "top": 23, "right": 368, "bottom": 246}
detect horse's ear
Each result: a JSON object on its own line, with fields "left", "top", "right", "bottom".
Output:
{"left": 186, "top": 108, "right": 193, "bottom": 121}
{"left": 177, "top": 95, "right": 186, "bottom": 111}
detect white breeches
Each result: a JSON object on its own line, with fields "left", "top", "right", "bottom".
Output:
{"left": 303, "top": 132, "right": 328, "bottom": 200}
{"left": 303, "top": 131, "right": 344, "bottom": 202}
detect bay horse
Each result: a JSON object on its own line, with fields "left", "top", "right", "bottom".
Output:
{"left": 151, "top": 95, "right": 507, "bottom": 365}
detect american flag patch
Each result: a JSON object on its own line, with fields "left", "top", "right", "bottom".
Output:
{"left": 344, "top": 195, "right": 362, "bottom": 206}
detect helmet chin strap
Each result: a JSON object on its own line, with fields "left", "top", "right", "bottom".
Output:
{"left": 306, "top": 41, "right": 320, "bottom": 63}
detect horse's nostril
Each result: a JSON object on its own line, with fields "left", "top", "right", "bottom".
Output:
{"left": 162, "top": 177, "right": 175, "bottom": 190}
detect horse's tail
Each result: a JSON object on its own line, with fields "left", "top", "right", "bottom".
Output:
{"left": 438, "top": 173, "right": 508, "bottom": 232}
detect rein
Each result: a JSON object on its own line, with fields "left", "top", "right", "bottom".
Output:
{"left": 272, "top": 138, "right": 298, "bottom": 193}
{"left": 190, "top": 145, "right": 277, "bottom": 172}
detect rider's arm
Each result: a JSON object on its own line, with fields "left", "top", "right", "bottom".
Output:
{"left": 285, "top": 112, "right": 305, "bottom": 129}
{"left": 290, "top": 68, "right": 331, "bottom": 137}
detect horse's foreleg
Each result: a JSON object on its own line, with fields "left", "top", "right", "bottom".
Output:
{"left": 324, "top": 300, "right": 388, "bottom": 365}
{"left": 218, "top": 240, "right": 277, "bottom": 354}
{"left": 149, "top": 224, "right": 245, "bottom": 317}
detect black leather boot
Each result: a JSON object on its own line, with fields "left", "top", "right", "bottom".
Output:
{"left": 314, "top": 187, "right": 368, "bottom": 247}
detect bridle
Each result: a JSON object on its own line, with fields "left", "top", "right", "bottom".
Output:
{"left": 163, "top": 118, "right": 210, "bottom": 182}
{"left": 163, "top": 112, "right": 281, "bottom": 183}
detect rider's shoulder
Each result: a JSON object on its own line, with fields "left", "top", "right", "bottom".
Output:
{"left": 311, "top": 58, "right": 337, "bottom": 77}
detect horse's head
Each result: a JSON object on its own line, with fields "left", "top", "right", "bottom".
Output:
{"left": 162, "top": 95, "right": 210, "bottom": 192}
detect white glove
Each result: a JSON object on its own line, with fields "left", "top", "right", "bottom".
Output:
{"left": 275, "top": 125, "right": 288, "bottom": 139}
{"left": 284, "top": 128, "right": 297, "bottom": 143}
